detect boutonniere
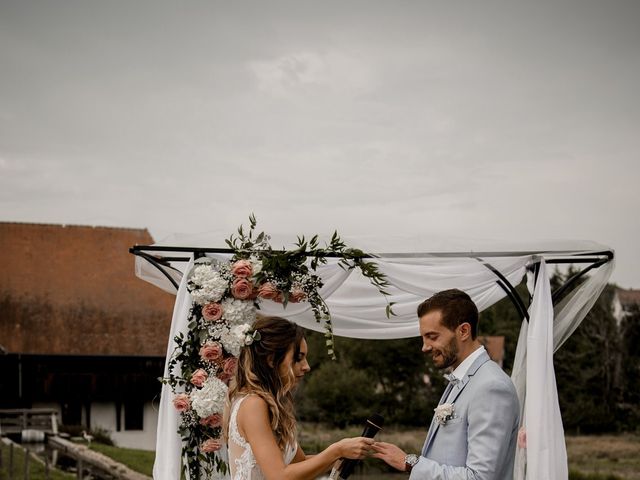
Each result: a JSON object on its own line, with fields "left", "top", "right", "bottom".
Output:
{"left": 434, "top": 403, "right": 455, "bottom": 425}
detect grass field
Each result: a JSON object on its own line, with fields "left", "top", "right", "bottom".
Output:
{"left": 0, "top": 441, "right": 73, "bottom": 480}
{"left": 87, "top": 430, "right": 640, "bottom": 480}
{"left": 3, "top": 430, "right": 638, "bottom": 480}
{"left": 298, "top": 424, "right": 640, "bottom": 480}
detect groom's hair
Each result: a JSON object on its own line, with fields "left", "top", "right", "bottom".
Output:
{"left": 417, "top": 289, "right": 479, "bottom": 339}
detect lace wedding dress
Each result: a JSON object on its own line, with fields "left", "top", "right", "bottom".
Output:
{"left": 228, "top": 395, "right": 298, "bottom": 479}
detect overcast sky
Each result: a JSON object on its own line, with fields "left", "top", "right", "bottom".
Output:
{"left": 1, "top": 0, "right": 639, "bottom": 288}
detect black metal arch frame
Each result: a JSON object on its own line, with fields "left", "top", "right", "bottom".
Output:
{"left": 129, "top": 245, "right": 614, "bottom": 322}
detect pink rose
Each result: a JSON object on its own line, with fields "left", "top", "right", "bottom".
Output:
{"left": 289, "top": 287, "right": 307, "bottom": 303}
{"left": 201, "top": 438, "right": 222, "bottom": 453}
{"left": 517, "top": 427, "right": 527, "bottom": 449}
{"left": 172, "top": 393, "right": 190, "bottom": 412}
{"left": 273, "top": 292, "right": 284, "bottom": 304}
{"left": 190, "top": 368, "right": 208, "bottom": 387}
{"left": 231, "top": 260, "right": 253, "bottom": 278}
{"left": 257, "top": 282, "right": 279, "bottom": 300}
{"left": 231, "top": 278, "right": 253, "bottom": 300}
{"left": 202, "top": 302, "right": 223, "bottom": 322}
{"left": 200, "top": 341, "right": 223, "bottom": 362}
{"left": 223, "top": 357, "right": 238, "bottom": 377}
{"left": 199, "top": 414, "right": 222, "bottom": 428}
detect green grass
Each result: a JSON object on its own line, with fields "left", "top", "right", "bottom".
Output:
{"left": 0, "top": 442, "right": 73, "bottom": 480}
{"left": 88, "top": 443, "right": 155, "bottom": 477}
{"left": 70, "top": 431, "right": 639, "bottom": 480}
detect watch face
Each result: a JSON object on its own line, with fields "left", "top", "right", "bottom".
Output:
{"left": 406, "top": 454, "right": 419, "bottom": 466}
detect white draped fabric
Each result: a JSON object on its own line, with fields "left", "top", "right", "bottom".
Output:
{"left": 136, "top": 238, "right": 613, "bottom": 480}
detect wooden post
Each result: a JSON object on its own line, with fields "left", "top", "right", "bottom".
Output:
{"left": 77, "top": 458, "right": 83, "bottom": 480}
{"left": 0, "top": 441, "right": 4, "bottom": 471}
{"left": 8, "top": 443, "right": 14, "bottom": 480}
{"left": 44, "top": 456, "right": 50, "bottom": 480}
{"left": 23, "top": 447, "right": 29, "bottom": 480}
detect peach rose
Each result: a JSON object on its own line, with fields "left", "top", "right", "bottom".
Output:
{"left": 273, "top": 292, "right": 284, "bottom": 304}
{"left": 289, "top": 287, "right": 307, "bottom": 303}
{"left": 202, "top": 302, "right": 223, "bottom": 322}
{"left": 200, "top": 341, "right": 223, "bottom": 362}
{"left": 190, "top": 368, "right": 208, "bottom": 387}
{"left": 231, "top": 259, "right": 253, "bottom": 278}
{"left": 223, "top": 357, "right": 238, "bottom": 377}
{"left": 257, "top": 282, "right": 279, "bottom": 300}
{"left": 231, "top": 278, "right": 253, "bottom": 300}
{"left": 201, "top": 438, "right": 222, "bottom": 453}
{"left": 172, "top": 393, "right": 190, "bottom": 412}
{"left": 199, "top": 414, "right": 222, "bottom": 428}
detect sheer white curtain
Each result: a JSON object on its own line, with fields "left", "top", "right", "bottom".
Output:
{"left": 153, "top": 255, "right": 194, "bottom": 480}
{"left": 511, "top": 259, "right": 615, "bottom": 479}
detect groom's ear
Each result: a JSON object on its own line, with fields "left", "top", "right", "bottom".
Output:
{"left": 458, "top": 322, "right": 472, "bottom": 341}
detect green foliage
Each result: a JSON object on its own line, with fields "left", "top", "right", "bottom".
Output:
{"left": 298, "top": 359, "right": 375, "bottom": 428}
{"left": 297, "top": 331, "right": 442, "bottom": 427}
{"left": 569, "top": 471, "right": 621, "bottom": 480}
{"left": 89, "top": 426, "right": 115, "bottom": 446}
{"left": 619, "top": 303, "right": 640, "bottom": 431}
{"left": 554, "top": 284, "right": 621, "bottom": 432}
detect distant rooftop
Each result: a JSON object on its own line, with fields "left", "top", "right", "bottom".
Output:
{"left": 0, "top": 222, "right": 174, "bottom": 356}
{"left": 616, "top": 288, "right": 640, "bottom": 308}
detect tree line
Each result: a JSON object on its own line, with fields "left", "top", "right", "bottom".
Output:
{"left": 296, "top": 272, "right": 640, "bottom": 433}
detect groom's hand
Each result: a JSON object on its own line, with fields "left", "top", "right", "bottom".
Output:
{"left": 371, "top": 442, "right": 407, "bottom": 471}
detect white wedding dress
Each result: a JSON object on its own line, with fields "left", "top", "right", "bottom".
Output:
{"left": 228, "top": 395, "right": 298, "bottom": 479}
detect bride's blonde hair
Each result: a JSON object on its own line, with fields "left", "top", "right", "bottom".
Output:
{"left": 225, "top": 316, "right": 305, "bottom": 449}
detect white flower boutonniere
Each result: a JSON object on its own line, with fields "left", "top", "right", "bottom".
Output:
{"left": 434, "top": 403, "right": 455, "bottom": 425}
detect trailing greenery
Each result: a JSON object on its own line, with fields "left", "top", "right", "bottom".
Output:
{"left": 226, "top": 214, "right": 395, "bottom": 358}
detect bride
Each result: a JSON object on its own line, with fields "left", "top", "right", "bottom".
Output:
{"left": 225, "top": 316, "right": 373, "bottom": 479}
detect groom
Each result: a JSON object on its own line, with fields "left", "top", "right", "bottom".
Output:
{"left": 372, "top": 289, "right": 519, "bottom": 479}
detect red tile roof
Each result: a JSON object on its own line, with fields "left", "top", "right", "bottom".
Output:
{"left": 479, "top": 336, "right": 505, "bottom": 366}
{"left": 616, "top": 288, "right": 640, "bottom": 308}
{"left": 0, "top": 222, "right": 174, "bottom": 356}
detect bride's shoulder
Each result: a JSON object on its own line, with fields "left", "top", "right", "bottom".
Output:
{"left": 235, "top": 394, "right": 269, "bottom": 417}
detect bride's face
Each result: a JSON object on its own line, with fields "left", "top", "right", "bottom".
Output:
{"left": 279, "top": 338, "right": 311, "bottom": 386}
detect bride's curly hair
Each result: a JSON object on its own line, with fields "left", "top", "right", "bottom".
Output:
{"left": 225, "top": 315, "right": 305, "bottom": 449}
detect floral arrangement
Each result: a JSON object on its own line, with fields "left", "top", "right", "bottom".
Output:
{"left": 434, "top": 403, "right": 455, "bottom": 425}
{"left": 163, "top": 215, "right": 393, "bottom": 478}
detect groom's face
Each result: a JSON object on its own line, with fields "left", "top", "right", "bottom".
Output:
{"left": 419, "top": 310, "right": 460, "bottom": 370}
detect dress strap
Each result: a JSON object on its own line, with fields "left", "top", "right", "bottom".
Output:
{"left": 229, "top": 395, "right": 250, "bottom": 448}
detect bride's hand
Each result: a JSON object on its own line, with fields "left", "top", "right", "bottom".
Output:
{"left": 335, "top": 437, "right": 375, "bottom": 459}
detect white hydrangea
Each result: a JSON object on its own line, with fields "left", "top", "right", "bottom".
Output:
{"left": 190, "top": 376, "right": 228, "bottom": 419}
{"left": 188, "top": 264, "right": 228, "bottom": 305}
{"left": 221, "top": 298, "right": 256, "bottom": 325}
{"left": 249, "top": 255, "right": 263, "bottom": 277}
{"left": 220, "top": 323, "right": 252, "bottom": 357}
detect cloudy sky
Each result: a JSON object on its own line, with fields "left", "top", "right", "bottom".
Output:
{"left": 1, "top": 0, "right": 639, "bottom": 287}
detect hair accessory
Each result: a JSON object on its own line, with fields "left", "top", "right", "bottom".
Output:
{"left": 244, "top": 329, "right": 261, "bottom": 346}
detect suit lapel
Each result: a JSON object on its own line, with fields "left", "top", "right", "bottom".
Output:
{"left": 423, "top": 352, "right": 491, "bottom": 454}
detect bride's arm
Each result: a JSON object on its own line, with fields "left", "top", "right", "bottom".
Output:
{"left": 239, "top": 396, "right": 371, "bottom": 480}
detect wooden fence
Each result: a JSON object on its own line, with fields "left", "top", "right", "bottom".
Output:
{"left": 0, "top": 410, "right": 58, "bottom": 436}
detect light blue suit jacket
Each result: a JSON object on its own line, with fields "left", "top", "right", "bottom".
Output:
{"left": 410, "top": 351, "right": 520, "bottom": 480}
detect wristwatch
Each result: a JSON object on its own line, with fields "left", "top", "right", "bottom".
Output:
{"left": 404, "top": 453, "right": 419, "bottom": 472}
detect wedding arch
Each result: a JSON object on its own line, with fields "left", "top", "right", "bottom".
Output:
{"left": 131, "top": 231, "right": 614, "bottom": 480}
